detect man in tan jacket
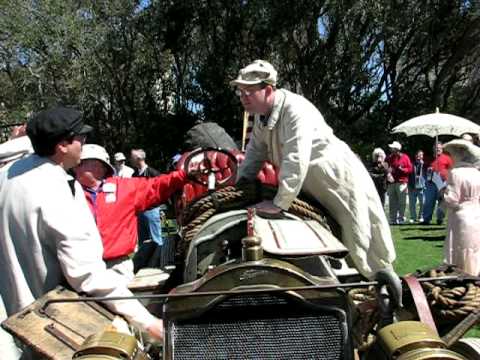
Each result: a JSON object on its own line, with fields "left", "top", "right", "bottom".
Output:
{"left": 231, "top": 60, "right": 396, "bottom": 281}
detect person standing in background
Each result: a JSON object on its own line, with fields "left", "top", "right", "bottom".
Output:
{"left": 130, "top": 149, "right": 165, "bottom": 270}
{"left": 113, "top": 152, "right": 134, "bottom": 178}
{"left": 385, "top": 141, "right": 413, "bottom": 225}
{"left": 421, "top": 142, "right": 453, "bottom": 225}
{"left": 368, "top": 147, "right": 389, "bottom": 207}
{"left": 407, "top": 150, "right": 426, "bottom": 223}
{"left": 442, "top": 140, "right": 480, "bottom": 275}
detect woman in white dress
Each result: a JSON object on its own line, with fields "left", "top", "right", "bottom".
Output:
{"left": 442, "top": 139, "right": 480, "bottom": 275}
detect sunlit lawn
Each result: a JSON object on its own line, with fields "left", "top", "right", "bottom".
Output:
{"left": 391, "top": 223, "right": 445, "bottom": 276}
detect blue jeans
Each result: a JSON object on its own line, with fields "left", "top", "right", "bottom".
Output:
{"left": 134, "top": 207, "right": 164, "bottom": 271}
{"left": 408, "top": 188, "right": 424, "bottom": 221}
{"left": 138, "top": 207, "right": 163, "bottom": 246}
{"left": 422, "top": 182, "right": 445, "bottom": 224}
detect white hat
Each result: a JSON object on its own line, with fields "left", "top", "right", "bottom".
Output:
{"left": 114, "top": 152, "right": 126, "bottom": 161}
{"left": 81, "top": 144, "right": 115, "bottom": 177}
{"left": 388, "top": 141, "right": 402, "bottom": 150}
{"left": 444, "top": 139, "right": 480, "bottom": 167}
{"left": 230, "top": 60, "right": 277, "bottom": 87}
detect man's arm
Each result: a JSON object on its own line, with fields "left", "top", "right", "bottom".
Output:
{"left": 237, "top": 120, "right": 268, "bottom": 182}
{"left": 42, "top": 182, "right": 163, "bottom": 337}
{"left": 400, "top": 155, "right": 413, "bottom": 175}
{"left": 442, "top": 170, "right": 460, "bottom": 210}
{"left": 134, "top": 169, "right": 187, "bottom": 212}
{"left": 272, "top": 110, "right": 313, "bottom": 210}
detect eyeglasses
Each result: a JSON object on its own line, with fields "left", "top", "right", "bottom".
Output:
{"left": 235, "top": 88, "right": 254, "bottom": 97}
{"left": 235, "top": 84, "right": 267, "bottom": 97}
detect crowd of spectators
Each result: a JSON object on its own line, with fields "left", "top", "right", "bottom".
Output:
{"left": 368, "top": 135, "right": 480, "bottom": 277}
{"left": 367, "top": 138, "right": 474, "bottom": 225}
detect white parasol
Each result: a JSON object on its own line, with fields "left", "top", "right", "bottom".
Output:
{"left": 391, "top": 108, "right": 480, "bottom": 138}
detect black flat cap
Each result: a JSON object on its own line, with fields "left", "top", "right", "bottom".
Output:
{"left": 27, "top": 106, "right": 92, "bottom": 148}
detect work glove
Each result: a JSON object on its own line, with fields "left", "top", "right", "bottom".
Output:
{"left": 374, "top": 268, "right": 403, "bottom": 327}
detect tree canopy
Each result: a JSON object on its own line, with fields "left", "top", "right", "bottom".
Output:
{"left": 1, "top": 0, "right": 479, "bottom": 167}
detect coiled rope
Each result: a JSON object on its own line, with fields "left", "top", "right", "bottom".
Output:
{"left": 348, "top": 266, "right": 480, "bottom": 350}
{"left": 420, "top": 267, "right": 480, "bottom": 321}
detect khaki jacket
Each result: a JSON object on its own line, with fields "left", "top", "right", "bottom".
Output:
{"left": 238, "top": 89, "right": 395, "bottom": 278}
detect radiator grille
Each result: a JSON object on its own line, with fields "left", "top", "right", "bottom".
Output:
{"left": 168, "top": 295, "right": 347, "bottom": 359}
{"left": 215, "top": 293, "right": 289, "bottom": 308}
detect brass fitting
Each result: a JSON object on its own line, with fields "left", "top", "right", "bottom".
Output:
{"left": 241, "top": 235, "right": 263, "bottom": 261}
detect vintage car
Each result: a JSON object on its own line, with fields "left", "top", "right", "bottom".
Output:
{"left": 3, "top": 147, "right": 480, "bottom": 359}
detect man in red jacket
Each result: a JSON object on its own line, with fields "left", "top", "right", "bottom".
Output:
{"left": 421, "top": 142, "right": 453, "bottom": 225}
{"left": 386, "top": 141, "right": 413, "bottom": 225}
{"left": 73, "top": 144, "right": 186, "bottom": 280}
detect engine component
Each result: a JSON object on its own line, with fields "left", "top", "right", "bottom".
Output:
{"left": 73, "top": 331, "right": 149, "bottom": 360}
{"left": 371, "top": 321, "right": 467, "bottom": 360}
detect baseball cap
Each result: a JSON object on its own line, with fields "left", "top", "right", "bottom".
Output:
{"left": 27, "top": 107, "right": 92, "bottom": 150}
{"left": 230, "top": 60, "right": 277, "bottom": 87}
{"left": 81, "top": 144, "right": 115, "bottom": 177}
{"left": 114, "top": 152, "right": 126, "bottom": 161}
{"left": 388, "top": 141, "right": 402, "bottom": 150}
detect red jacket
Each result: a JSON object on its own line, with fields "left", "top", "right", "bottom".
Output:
{"left": 429, "top": 153, "right": 453, "bottom": 181}
{"left": 83, "top": 170, "right": 186, "bottom": 260}
{"left": 386, "top": 152, "right": 413, "bottom": 183}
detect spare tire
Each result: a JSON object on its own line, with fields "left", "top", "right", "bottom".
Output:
{"left": 184, "top": 122, "right": 238, "bottom": 150}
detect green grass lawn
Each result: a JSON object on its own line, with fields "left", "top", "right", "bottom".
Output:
{"left": 392, "top": 223, "right": 445, "bottom": 276}
{"left": 390, "top": 222, "right": 480, "bottom": 338}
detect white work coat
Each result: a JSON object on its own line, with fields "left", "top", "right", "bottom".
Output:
{"left": 0, "top": 155, "right": 156, "bottom": 329}
{"left": 238, "top": 89, "right": 395, "bottom": 278}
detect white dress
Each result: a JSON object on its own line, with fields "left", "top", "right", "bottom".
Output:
{"left": 443, "top": 166, "right": 480, "bottom": 275}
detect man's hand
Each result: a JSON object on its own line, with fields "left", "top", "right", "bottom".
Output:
{"left": 254, "top": 200, "right": 282, "bottom": 217}
{"left": 146, "top": 318, "right": 164, "bottom": 341}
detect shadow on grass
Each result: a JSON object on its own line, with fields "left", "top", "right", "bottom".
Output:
{"left": 399, "top": 226, "right": 445, "bottom": 231}
{"left": 403, "top": 235, "right": 445, "bottom": 241}
{"left": 416, "top": 226, "right": 445, "bottom": 231}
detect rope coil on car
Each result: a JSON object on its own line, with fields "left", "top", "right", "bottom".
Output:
{"left": 420, "top": 267, "right": 480, "bottom": 320}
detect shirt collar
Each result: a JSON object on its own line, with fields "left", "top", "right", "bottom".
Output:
{"left": 138, "top": 165, "right": 148, "bottom": 175}
{"left": 265, "top": 89, "right": 286, "bottom": 130}
{"left": 84, "top": 179, "right": 105, "bottom": 194}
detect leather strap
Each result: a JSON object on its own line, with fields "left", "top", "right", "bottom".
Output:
{"left": 403, "top": 275, "right": 438, "bottom": 335}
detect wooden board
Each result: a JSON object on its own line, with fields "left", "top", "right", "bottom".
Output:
{"left": 1, "top": 287, "right": 115, "bottom": 360}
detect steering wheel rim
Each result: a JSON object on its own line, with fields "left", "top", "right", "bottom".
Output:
{"left": 182, "top": 147, "right": 238, "bottom": 188}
